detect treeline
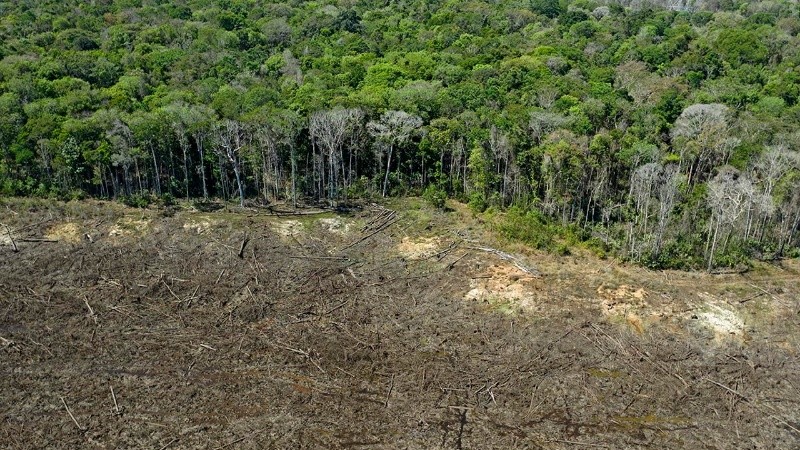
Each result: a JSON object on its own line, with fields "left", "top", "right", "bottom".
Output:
{"left": 1, "top": 0, "right": 799, "bottom": 269}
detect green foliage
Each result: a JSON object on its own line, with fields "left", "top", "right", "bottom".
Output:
{"left": 0, "top": 0, "right": 796, "bottom": 270}
{"left": 494, "top": 207, "right": 555, "bottom": 250}
{"left": 715, "top": 28, "right": 769, "bottom": 66}
{"left": 423, "top": 184, "right": 447, "bottom": 209}
{"left": 120, "top": 193, "right": 153, "bottom": 208}
{"left": 468, "top": 191, "right": 488, "bottom": 213}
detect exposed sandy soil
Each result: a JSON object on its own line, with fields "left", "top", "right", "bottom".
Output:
{"left": 1, "top": 198, "right": 799, "bottom": 449}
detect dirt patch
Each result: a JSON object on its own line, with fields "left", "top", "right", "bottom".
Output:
{"left": 597, "top": 284, "right": 648, "bottom": 312}
{"left": 44, "top": 222, "right": 83, "bottom": 244}
{"left": 0, "top": 225, "right": 13, "bottom": 246}
{"left": 693, "top": 292, "right": 746, "bottom": 340}
{"left": 317, "top": 217, "right": 352, "bottom": 235}
{"left": 270, "top": 219, "right": 303, "bottom": 238}
{"left": 182, "top": 217, "right": 218, "bottom": 235}
{"left": 108, "top": 217, "right": 150, "bottom": 239}
{"left": 396, "top": 236, "right": 440, "bottom": 259}
{"left": 464, "top": 263, "right": 538, "bottom": 313}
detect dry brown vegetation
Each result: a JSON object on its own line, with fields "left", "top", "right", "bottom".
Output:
{"left": 1, "top": 198, "right": 799, "bottom": 449}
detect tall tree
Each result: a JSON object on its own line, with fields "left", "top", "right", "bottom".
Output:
{"left": 367, "top": 110, "right": 423, "bottom": 197}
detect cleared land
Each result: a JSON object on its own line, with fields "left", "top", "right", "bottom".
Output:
{"left": 1, "top": 199, "right": 799, "bottom": 449}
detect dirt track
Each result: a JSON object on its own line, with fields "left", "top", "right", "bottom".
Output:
{"left": 1, "top": 199, "right": 799, "bottom": 449}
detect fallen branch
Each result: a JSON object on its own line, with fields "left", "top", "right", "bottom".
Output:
{"left": 745, "top": 283, "right": 780, "bottom": 303}
{"left": 339, "top": 216, "right": 397, "bottom": 251}
{"left": 157, "top": 438, "right": 178, "bottom": 450}
{"left": 447, "top": 253, "right": 468, "bottom": 270}
{"left": 110, "top": 386, "right": 121, "bottom": 416}
{"left": 237, "top": 233, "right": 250, "bottom": 259}
{"left": 213, "top": 435, "right": 253, "bottom": 450}
{"left": 548, "top": 439, "right": 609, "bottom": 448}
{"left": 466, "top": 246, "right": 541, "bottom": 277}
{"left": 273, "top": 341, "right": 326, "bottom": 374}
{"left": 18, "top": 238, "right": 58, "bottom": 243}
{"left": 427, "top": 240, "right": 460, "bottom": 260}
{"left": 83, "top": 297, "right": 98, "bottom": 325}
{"left": 60, "top": 396, "right": 85, "bottom": 431}
{"left": 288, "top": 255, "right": 350, "bottom": 261}
{"left": 705, "top": 377, "right": 748, "bottom": 401}
{"left": 384, "top": 374, "right": 395, "bottom": 408}
{"left": 2, "top": 223, "right": 17, "bottom": 252}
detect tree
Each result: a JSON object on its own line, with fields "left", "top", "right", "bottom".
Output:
{"left": 249, "top": 108, "right": 301, "bottom": 204}
{"left": 705, "top": 167, "right": 755, "bottom": 271}
{"left": 367, "top": 110, "right": 423, "bottom": 197}
{"left": 309, "top": 108, "right": 363, "bottom": 202}
{"left": 529, "top": 110, "right": 568, "bottom": 145}
{"left": 672, "top": 103, "right": 737, "bottom": 187}
{"left": 214, "top": 119, "right": 248, "bottom": 206}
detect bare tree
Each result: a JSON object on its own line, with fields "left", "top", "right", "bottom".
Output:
{"left": 653, "top": 164, "right": 681, "bottom": 256}
{"left": 162, "top": 103, "right": 198, "bottom": 201}
{"left": 529, "top": 111, "right": 568, "bottom": 144}
{"left": 745, "top": 145, "right": 793, "bottom": 238}
{"left": 705, "top": 167, "right": 755, "bottom": 271}
{"left": 214, "top": 120, "right": 248, "bottom": 207}
{"left": 672, "top": 103, "right": 737, "bottom": 187}
{"left": 309, "top": 108, "right": 362, "bottom": 202}
{"left": 107, "top": 120, "right": 135, "bottom": 196}
{"left": 251, "top": 110, "right": 301, "bottom": 204}
{"left": 367, "top": 110, "right": 423, "bottom": 197}
{"left": 281, "top": 49, "right": 303, "bottom": 85}
{"left": 489, "top": 126, "right": 514, "bottom": 205}
{"left": 536, "top": 87, "right": 559, "bottom": 110}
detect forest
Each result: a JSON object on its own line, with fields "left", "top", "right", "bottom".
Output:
{"left": 1, "top": 0, "right": 799, "bottom": 270}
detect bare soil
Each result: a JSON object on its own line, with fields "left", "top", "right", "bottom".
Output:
{"left": 1, "top": 198, "right": 799, "bottom": 449}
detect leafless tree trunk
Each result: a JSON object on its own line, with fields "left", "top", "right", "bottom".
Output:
{"left": 705, "top": 167, "right": 755, "bottom": 271}
{"left": 367, "top": 110, "right": 423, "bottom": 197}
{"left": 215, "top": 120, "right": 248, "bottom": 206}
{"left": 310, "top": 108, "right": 363, "bottom": 203}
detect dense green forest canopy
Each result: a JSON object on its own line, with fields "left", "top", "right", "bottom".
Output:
{"left": 1, "top": 0, "right": 799, "bottom": 269}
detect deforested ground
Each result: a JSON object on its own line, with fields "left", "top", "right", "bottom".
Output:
{"left": 1, "top": 198, "right": 799, "bottom": 449}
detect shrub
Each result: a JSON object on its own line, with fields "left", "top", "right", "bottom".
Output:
{"left": 423, "top": 185, "right": 447, "bottom": 209}
{"left": 494, "top": 207, "right": 555, "bottom": 250}
{"left": 468, "top": 192, "right": 487, "bottom": 213}
{"left": 120, "top": 193, "right": 153, "bottom": 208}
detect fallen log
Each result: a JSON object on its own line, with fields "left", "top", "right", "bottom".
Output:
{"left": 466, "top": 245, "right": 541, "bottom": 277}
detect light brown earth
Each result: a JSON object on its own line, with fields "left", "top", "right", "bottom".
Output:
{"left": 1, "top": 198, "right": 798, "bottom": 449}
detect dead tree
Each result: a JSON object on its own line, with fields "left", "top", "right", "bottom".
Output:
{"left": 309, "top": 108, "right": 362, "bottom": 203}
{"left": 705, "top": 167, "right": 754, "bottom": 271}
{"left": 672, "top": 103, "right": 737, "bottom": 187}
{"left": 368, "top": 110, "right": 423, "bottom": 197}
{"left": 214, "top": 119, "right": 248, "bottom": 207}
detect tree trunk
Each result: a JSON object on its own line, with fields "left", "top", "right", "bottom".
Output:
{"left": 182, "top": 143, "right": 190, "bottom": 201}
{"left": 707, "top": 221, "right": 721, "bottom": 272}
{"left": 291, "top": 146, "right": 297, "bottom": 208}
{"left": 232, "top": 159, "right": 245, "bottom": 207}
{"left": 196, "top": 134, "right": 209, "bottom": 199}
{"left": 150, "top": 144, "right": 161, "bottom": 196}
{"left": 382, "top": 144, "right": 394, "bottom": 198}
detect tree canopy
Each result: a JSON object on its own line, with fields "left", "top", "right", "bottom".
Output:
{"left": 1, "top": 0, "right": 800, "bottom": 269}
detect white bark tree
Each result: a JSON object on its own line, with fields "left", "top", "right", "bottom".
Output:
{"left": 367, "top": 110, "right": 423, "bottom": 197}
{"left": 705, "top": 167, "right": 755, "bottom": 271}
{"left": 672, "top": 103, "right": 737, "bottom": 187}
{"left": 529, "top": 110, "right": 568, "bottom": 144}
{"left": 214, "top": 119, "right": 248, "bottom": 207}
{"left": 309, "top": 108, "right": 362, "bottom": 202}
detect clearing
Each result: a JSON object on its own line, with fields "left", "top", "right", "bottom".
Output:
{"left": 1, "top": 198, "right": 799, "bottom": 449}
